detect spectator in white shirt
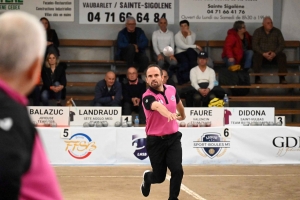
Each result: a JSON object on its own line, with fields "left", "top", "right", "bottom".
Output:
{"left": 152, "top": 18, "right": 177, "bottom": 69}
{"left": 174, "top": 20, "right": 202, "bottom": 71}
{"left": 189, "top": 51, "right": 217, "bottom": 107}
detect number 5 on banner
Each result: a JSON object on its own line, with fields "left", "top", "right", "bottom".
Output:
{"left": 223, "top": 128, "right": 231, "bottom": 138}
{"left": 61, "top": 128, "right": 71, "bottom": 139}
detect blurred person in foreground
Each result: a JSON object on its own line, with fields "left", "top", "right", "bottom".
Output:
{"left": 0, "top": 11, "right": 62, "bottom": 199}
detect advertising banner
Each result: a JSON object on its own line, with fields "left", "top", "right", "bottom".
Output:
{"left": 115, "top": 128, "right": 149, "bottom": 164}
{"left": 0, "top": 0, "right": 74, "bottom": 21}
{"left": 179, "top": 0, "right": 273, "bottom": 23}
{"left": 38, "top": 126, "right": 300, "bottom": 165}
{"left": 38, "top": 127, "right": 117, "bottom": 164}
{"left": 79, "top": 0, "right": 174, "bottom": 24}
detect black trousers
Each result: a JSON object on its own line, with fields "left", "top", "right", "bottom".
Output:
{"left": 252, "top": 52, "right": 287, "bottom": 73}
{"left": 174, "top": 48, "right": 198, "bottom": 70}
{"left": 145, "top": 132, "right": 183, "bottom": 200}
{"left": 180, "top": 85, "right": 216, "bottom": 107}
{"left": 120, "top": 44, "right": 149, "bottom": 73}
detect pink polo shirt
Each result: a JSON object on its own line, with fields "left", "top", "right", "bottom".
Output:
{"left": 0, "top": 79, "right": 62, "bottom": 200}
{"left": 142, "top": 84, "right": 179, "bottom": 136}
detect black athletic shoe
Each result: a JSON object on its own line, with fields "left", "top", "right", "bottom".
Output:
{"left": 140, "top": 170, "right": 151, "bottom": 197}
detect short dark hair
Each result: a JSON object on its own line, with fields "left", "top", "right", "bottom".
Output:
{"left": 179, "top": 20, "right": 189, "bottom": 27}
{"left": 145, "top": 64, "right": 163, "bottom": 76}
{"left": 233, "top": 20, "right": 245, "bottom": 31}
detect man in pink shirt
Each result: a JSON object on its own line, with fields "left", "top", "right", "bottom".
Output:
{"left": 0, "top": 11, "right": 62, "bottom": 199}
{"left": 141, "top": 64, "right": 186, "bottom": 200}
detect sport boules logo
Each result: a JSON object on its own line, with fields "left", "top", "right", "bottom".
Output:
{"left": 193, "top": 129, "right": 231, "bottom": 159}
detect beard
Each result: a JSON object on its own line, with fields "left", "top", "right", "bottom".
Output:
{"left": 150, "top": 80, "right": 161, "bottom": 89}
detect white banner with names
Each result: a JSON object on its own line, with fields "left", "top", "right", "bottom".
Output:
{"left": 27, "top": 106, "right": 70, "bottom": 127}
{"left": 180, "top": 107, "right": 224, "bottom": 127}
{"left": 224, "top": 107, "right": 275, "bottom": 126}
{"left": 69, "top": 106, "right": 122, "bottom": 127}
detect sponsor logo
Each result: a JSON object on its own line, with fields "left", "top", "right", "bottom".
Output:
{"left": 194, "top": 130, "right": 230, "bottom": 159}
{"left": 0, "top": 0, "right": 23, "bottom": 11}
{"left": 170, "top": 95, "right": 175, "bottom": 101}
{"left": 272, "top": 136, "right": 300, "bottom": 157}
{"left": 65, "top": 133, "right": 97, "bottom": 159}
{"left": 0, "top": 117, "right": 13, "bottom": 131}
{"left": 132, "top": 135, "right": 148, "bottom": 160}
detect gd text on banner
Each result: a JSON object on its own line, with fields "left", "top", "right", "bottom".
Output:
{"left": 179, "top": 0, "right": 273, "bottom": 23}
{"left": 79, "top": 0, "right": 174, "bottom": 24}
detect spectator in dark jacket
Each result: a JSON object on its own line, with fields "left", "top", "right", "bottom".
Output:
{"left": 252, "top": 17, "right": 287, "bottom": 84}
{"left": 40, "top": 17, "right": 59, "bottom": 58}
{"left": 162, "top": 69, "right": 176, "bottom": 87}
{"left": 222, "top": 20, "right": 253, "bottom": 71}
{"left": 116, "top": 16, "right": 149, "bottom": 72}
{"left": 93, "top": 71, "right": 122, "bottom": 106}
{"left": 41, "top": 53, "right": 67, "bottom": 106}
{"left": 122, "top": 67, "right": 146, "bottom": 124}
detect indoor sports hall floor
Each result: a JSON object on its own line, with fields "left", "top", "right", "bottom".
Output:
{"left": 55, "top": 165, "right": 300, "bottom": 200}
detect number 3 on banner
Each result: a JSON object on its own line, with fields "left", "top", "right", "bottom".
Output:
{"left": 61, "top": 128, "right": 71, "bottom": 139}
{"left": 223, "top": 128, "right": 231, "bottom": 138}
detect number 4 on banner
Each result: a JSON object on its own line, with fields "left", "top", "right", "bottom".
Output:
{"left": 61, "top": 128, "right": 71, "bottom": 139}
{"left": 223, "top": 128, "right": 231, "bottom": 138}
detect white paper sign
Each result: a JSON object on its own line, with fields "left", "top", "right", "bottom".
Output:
{"left": 179, "top": 107, "right": 224, "bottom": 127}
{"left": 275, "top": 116, "right": 286, "bottom": 126}
{"left": 224, "top": 107, "right": 275, "bottom": 126}
{"left": 69, "top": 106, "right": 122, "bottom": 127}
{"left": 79, "top": 0, "right": 175, "bottom": 24}
{"left": 179, "top": 0, "right": 273, "bottom": 23}
{"left": 27, "top": 106, "right": 70, "bottom": 127}
{"left": 0, "top": 0, "right": 74, "bottom": 22}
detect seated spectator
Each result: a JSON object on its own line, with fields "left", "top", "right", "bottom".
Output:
{"left": 93, "top": 71, "right": 122, "bottom": 106}
{"left": 152, "top": 18, "right": 177, "bottom": 70}
{"left": 116, "top": 17, "right": 149, "bottom": 73}
{"left": 122, "top": 67, "right": 146, "bottom": 124}
{"left": 182, "top": 51, "right": 217, "bottom": 107}
{"left": 222, "top": 20, "right": 253, "bottom": 71}
{"left": 27, "top": 79, "right": 41, "bottom": 106}
{"left": 174, "top": 20, "right": 213, "bottom": 84}
{"left": 252, "top": 16, "right": 287, "bottom": 84}
{"left": 41, "top": 53, "right": 66, "bottom": 106}
{"left": 162, "top": 69, "right": 176, "bottom": 87}
{"left": 40, "top": 17, "right": 59, "bottom": 58}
